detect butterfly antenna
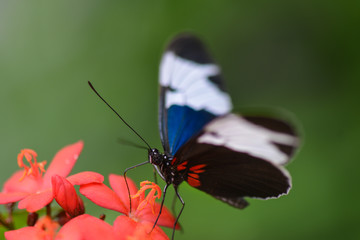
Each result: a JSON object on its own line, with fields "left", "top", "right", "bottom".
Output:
{"left": 117, "top": 138, "right": 149, "bottom": 150}
{"left": 88, "top": 81, "right": 152, "bottom": 150}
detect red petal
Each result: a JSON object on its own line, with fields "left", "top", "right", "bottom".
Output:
{"left": 18, "top": 188, "right": 53, "bottom": 212}
{"left": 55, "top": 214, "right": 116, "bottom": 240}
{"left": 113, "top": 215, "right": 137, "bottom": 240}
{"left": 5, "top": 227, "right": 45, "bottom": 240}
{"left": 42, "top": 141, "right": 84, "bottom": 188}
{"left": 0, "top": 192, "right": 30, "bottom": 204}
{"left": 136, "top": 221, "right": 170, "bottom": 240}
{"left": 113, "top": 216, "right": 169, "bottom": 240}
{"left": 2, "top": 170, "right": 41, "bottom": 194}
{"left": 66, "top": 171, "right": 104, "bottom": 185}
{"left": 79, "top": 183, "right": 127, "bottom": 214}
{"left": 137, "top": 202, "right": 180, "bottom": 229}
{"left": 109, "top": 174, "right": 139, "bottom": 211}
{"left": 52, "top": 175, "right": 84, "bottom": 217}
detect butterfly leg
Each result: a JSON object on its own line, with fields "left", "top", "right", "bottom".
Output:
{"left": 123, "top": 161, "right": 149, "bottom": 213}
{"left": 172, "top": 185, "right": 185, "bottom": 240}
{"left": 152, "top": 166, "right": 158, "bottom": 184}
{"left": 152, "top": 184, "right": 169, "bottom": 231}
{"left": 171, "top": 192, "right": 177, "bottom": 217}
{"left": 170, "top": 191, "right": 184, "bottom": 234}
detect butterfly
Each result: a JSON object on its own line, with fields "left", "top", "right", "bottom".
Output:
{"left": 89, "top": 33, "right": 300, "bottom": 240}
{"left": 145, "top": 33, "right": 299, "bottom": 237}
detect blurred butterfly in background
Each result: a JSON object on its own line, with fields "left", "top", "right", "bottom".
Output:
{"left": 89, "top": 33, "right": 300, "bottom": 240}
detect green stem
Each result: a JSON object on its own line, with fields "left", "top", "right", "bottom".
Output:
{"left": 0, "top": 212, "right": 14, "bottom": 230}
{"left": 46, "top": 204, "right": 51, "bottom": 217}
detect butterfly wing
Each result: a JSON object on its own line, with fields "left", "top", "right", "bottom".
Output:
{"left": 173, "top": 114, "right": 299, "bottom": 208}
{"left": 159, "top": 34, "right": 232, "bottom": 155}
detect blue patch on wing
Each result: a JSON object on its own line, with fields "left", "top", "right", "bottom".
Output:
{"left": 167, "top": 105, "right": 216, "bottom": 155}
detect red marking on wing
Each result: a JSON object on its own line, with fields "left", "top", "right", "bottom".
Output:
{"left": 189, "top": 164, "right": 206, "bottom": 173}
{"left": 187, "top": 173, "right": 201, "bottom": 187}
{"left": 188, "top": 173, "right": 199, "bottom": 179}
{"left": 188, "top": 178, "right": 201, "bottom": 187}
{"left": 177, "top": 161, "right": 188, "bottom": 171}
{"left": 171, "top": 157, "right": 177, "bottom": 165}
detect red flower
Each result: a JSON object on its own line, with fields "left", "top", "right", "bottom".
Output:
{"left": 5, "top": 214, "right": 116, "bottom": 240}
{"left": 5, "top": 215, "right": 60, "bottom": 240}
{"left": 0, "top": 141, "right": 103, "bottom": 212}
{"left": 55, "top": 214, "right": 116, "bottom": 240}
{"left": 113, "top": 215, "right": 169, "bottom": 240}
{"left": 52, "top": 175, "right": 85, "bottom": 218}
{"left": 80, "top": 174, "right": 179, "bottom": 239}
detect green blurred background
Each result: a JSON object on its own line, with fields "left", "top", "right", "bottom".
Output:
{"left": 0, "top": 1, "right": 359, "bottom": 239}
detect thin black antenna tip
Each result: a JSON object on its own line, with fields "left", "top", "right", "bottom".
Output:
{"left": 88, "top": 81, "right": 152, "bottom": 150}
{"left": 88, "top": 81, "right": 96, "bottom": 91}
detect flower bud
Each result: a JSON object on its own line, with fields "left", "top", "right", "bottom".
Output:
{"left": 52, "top": 175, "right": 85, "bottom": 218}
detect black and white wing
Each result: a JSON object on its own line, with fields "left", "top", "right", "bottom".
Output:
{"left": 158, "top": 34, "right": 232, "bottom": 156}
{"left": 172, "top": 114, "right": 299, "bottom": 208}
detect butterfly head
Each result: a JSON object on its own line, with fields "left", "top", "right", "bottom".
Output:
{"left": 148, "top": 148, "right": 167, "bottom": 166}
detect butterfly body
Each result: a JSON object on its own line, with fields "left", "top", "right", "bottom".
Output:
{"left": 148, "top": 148, "right": 178, "bottom": 186}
